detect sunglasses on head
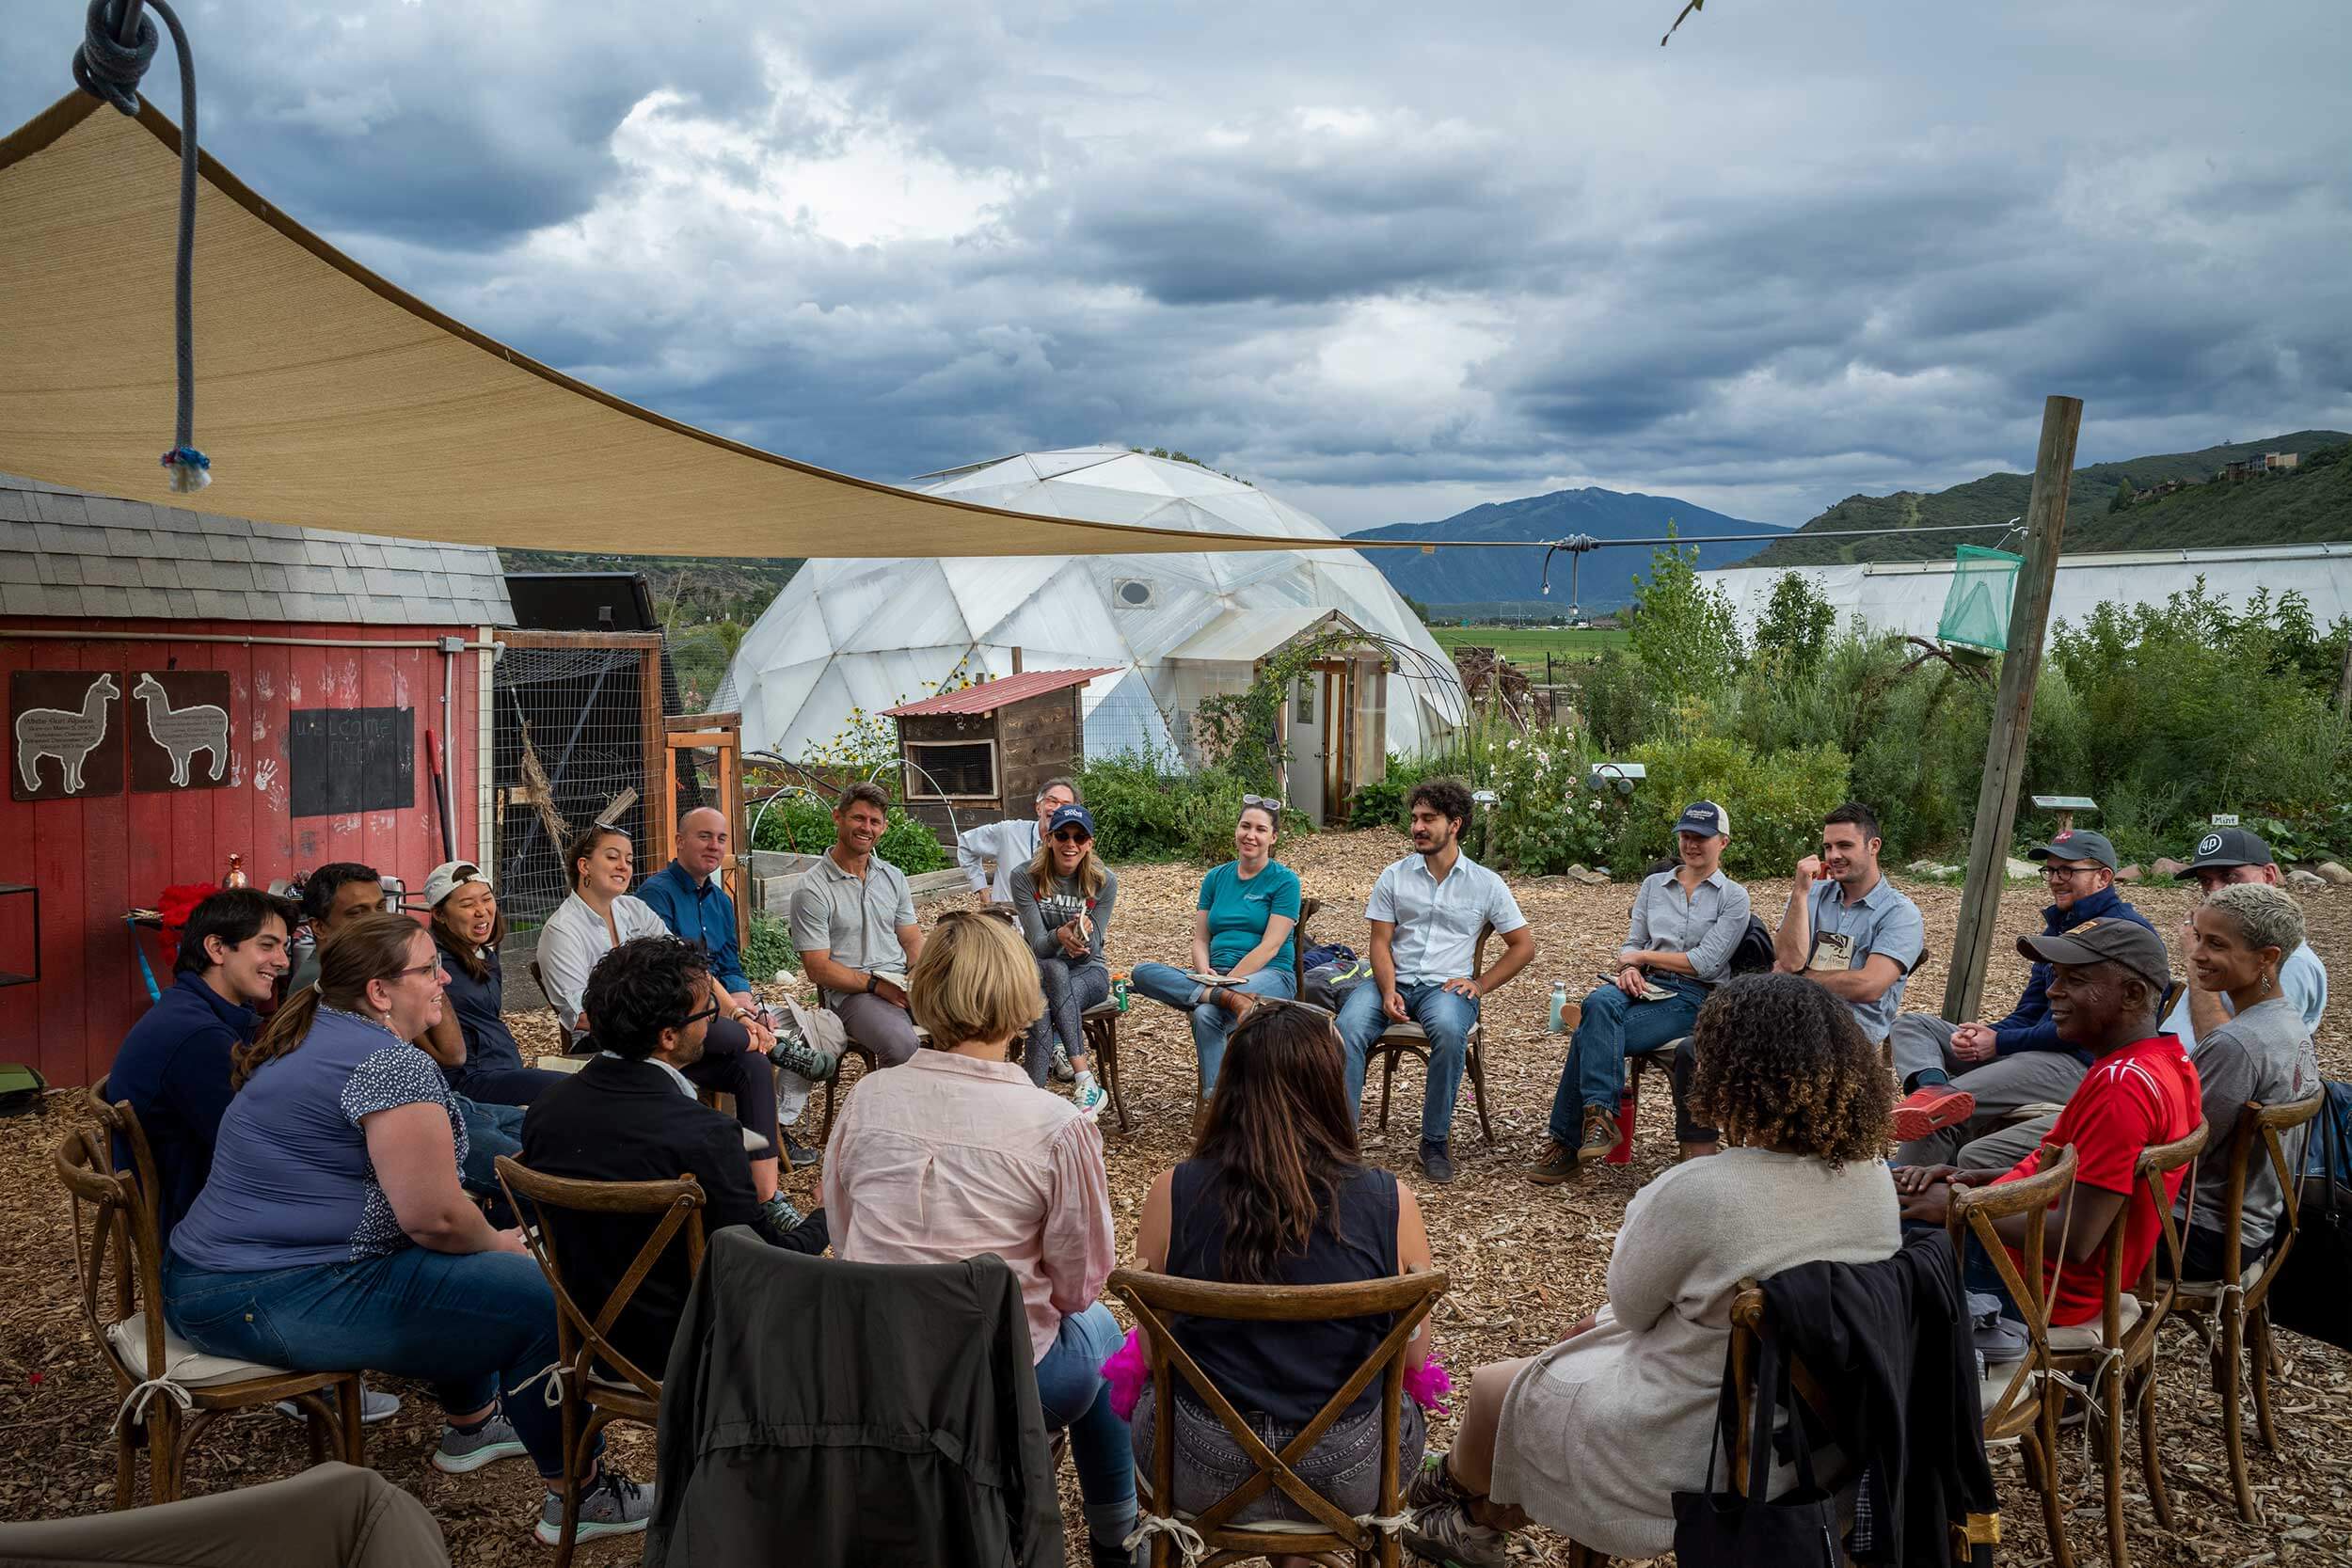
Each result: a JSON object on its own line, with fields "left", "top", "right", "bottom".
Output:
{"left": 1239, "top": 795, "right": 1282, "bottom": 817}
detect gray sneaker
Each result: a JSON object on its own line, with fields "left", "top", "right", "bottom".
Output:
{"left": 536, "top": 1469, "right": 655, "bottom": 1545}
{"left": 433, "top": 1414, "right": 529, "bottom": 1474}
{"left": 274, "top": 1383, "right": 402, "bottom": 1426}
{"left": 1403, "top": 1499, "right": 1513, "bottom": 1568}
{"left": 1051, "top": 1042, "right": 1075, "bottom": 1083}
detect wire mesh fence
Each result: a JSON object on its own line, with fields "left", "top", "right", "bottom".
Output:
{"left": 490, "top": 638, "right": 655, "bottom": 930}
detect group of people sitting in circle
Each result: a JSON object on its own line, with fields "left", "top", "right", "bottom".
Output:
{"left": 97, "top": 768, "right": 2328, "bottom": 1563}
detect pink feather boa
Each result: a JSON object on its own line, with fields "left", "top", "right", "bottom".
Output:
{"left": 1099, "top": 1328, "right": 1452, "bottom": 1420}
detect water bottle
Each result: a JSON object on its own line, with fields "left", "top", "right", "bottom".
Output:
{"left": 1111, "top": 972, "right": 1131, "bottom": 1013}
{"left": 1549, "top": 980, "right": 1569, "bottom": 1034}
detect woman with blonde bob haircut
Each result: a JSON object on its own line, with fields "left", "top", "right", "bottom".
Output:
{"left": 824, "top": 910, "right": 1136, "bottom": 1565}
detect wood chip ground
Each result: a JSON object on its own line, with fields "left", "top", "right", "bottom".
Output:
{"left": 2, "top": 829, "right": 2347, "bottom": 1563}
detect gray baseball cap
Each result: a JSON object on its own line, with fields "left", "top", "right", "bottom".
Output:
{"left": 2178, "top": 826, "right": 2274, "bottom": 877}
{"left": 2027, "top": 828, "right": 2117, "bottom": 871}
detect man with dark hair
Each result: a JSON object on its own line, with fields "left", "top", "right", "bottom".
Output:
{"left": 1335, "top": 777, "right": 1536, "bottom": 1182}
{"left": 288, "top": 862, "right": 389, "bottom": 991}
{"left": 110, "top": 888, "right": 298, "bottom": 1243}
{"left": 522, "top": 937, "right": 828, "bottom": 1373}
{"left": 790, "top": 783, "right": 927, "bottom": 1068}
{"left": 1771, "top": 801, "right": 1924, "bottom": 1044}
{"left": 1896, "top": 919, "right": 2201, "bottom": 1336}
{"left": 1887, "top": 828, "right": 2156, "bottom": 1164}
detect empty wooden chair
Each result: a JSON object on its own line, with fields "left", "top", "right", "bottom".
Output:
{"left": 2169, "top": 1092, "right": 2326, "bottom": 1523}
{"left": 2044, "top": 1121, "right": 2206, "bottom": 1568}
{"left": 1108, "top": 1265, "right": 1447, "bottom": 1567}
{"left": 1947, "top": 1145, "right": 2080, "bottom": 1568}
{"left": 495, "top": 1157, "right": 707, "bottom": 1568}
{"left": 56, "top": 1127, "right": 362, "bottom": 1507}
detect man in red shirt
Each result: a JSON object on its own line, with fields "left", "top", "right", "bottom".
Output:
{"left": 1897, "top": 918, "right": 2201, "bottom": 1326}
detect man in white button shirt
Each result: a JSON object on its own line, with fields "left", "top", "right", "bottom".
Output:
{"left": 956, "top": 778, "right": 1078, "bottom": 906}
{"left": 1336, "top": 777, "right": 1537, "bottom": 1182}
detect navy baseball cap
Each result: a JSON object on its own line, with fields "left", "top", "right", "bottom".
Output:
{"left": 2179, "top": 826, "right": 2273, "bottom": 877}
{"left": 1047, "top": 802, "right": 1097, "bottom": 839}
{"left": 1676, "top": 800, "right": 1731, "bottom": 838}
{"left": 2027, "top": 828, "right": 2118, "bottom": 871}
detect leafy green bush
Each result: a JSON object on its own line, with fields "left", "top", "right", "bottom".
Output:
{"left": 748, "top": 791, "right": 947, "bottom": 874}
{"left": 1574, "top": 648, "right": 1662, "bottom": 756}
{"left": 744, "top": 913, "right": 799, "bottom": 983}
{"left": 1624, "top": 736, "right": 1852, "bottom": 878}
{"left": 1625, "top": 541, "right": 1745, "bottom": 706}
{"left": 1076, "top": 751, "right": 1275, "bottom": 865}
{"left": 1348, "top": 755, "right": 1431, "bottom": 831}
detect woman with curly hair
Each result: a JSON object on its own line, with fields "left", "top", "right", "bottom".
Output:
{"left": 1405, "top": 974, "right": 1900, "bottom": 1567}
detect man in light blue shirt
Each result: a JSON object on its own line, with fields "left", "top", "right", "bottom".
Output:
{"left": 1770, "top": 800, "right": 1925, "bottom": 1044}
{"left": 955, "top": 778, "right": 1077, "bottom": 905}
{"left": 1335, "top": 777, "right": 1536, "bottom": 1183}
{"left": 2160, "top": 827, "right": 2328, "bottom": 1048}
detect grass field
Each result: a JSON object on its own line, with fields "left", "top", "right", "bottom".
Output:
{"left": 1428, "top": 624, "right": 1628, "bottom": 673}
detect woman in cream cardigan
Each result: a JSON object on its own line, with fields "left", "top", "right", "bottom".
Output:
{"left": 1407, "top": 973, "right": 1901, "bottom": 1565}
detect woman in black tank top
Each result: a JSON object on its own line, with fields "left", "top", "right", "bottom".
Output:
{"left": 1130, "top": 1004, "right": 1436, "bottom": 1534}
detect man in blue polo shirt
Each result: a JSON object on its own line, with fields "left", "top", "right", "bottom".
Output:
{"left": 109, "top": 888, "right": 296, "bottom": 1244}
{"left": 1888, "top": 827, "right": 2158, "bottom": 1164}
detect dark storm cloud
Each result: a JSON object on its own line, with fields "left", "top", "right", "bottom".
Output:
{"left": 2, "top": 0, "right": 2347, "bottom": 527}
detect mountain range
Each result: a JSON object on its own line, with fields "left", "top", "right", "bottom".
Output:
{"left": 1351, "top": 489, "right": 1783, "bottom": 615}
{"left": 1739, "top": 430, "right": 2352, "bottom": 567}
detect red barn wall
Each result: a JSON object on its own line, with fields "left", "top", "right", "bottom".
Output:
{"left": 0, "top": 619, "right": 488, "bottom": 1086}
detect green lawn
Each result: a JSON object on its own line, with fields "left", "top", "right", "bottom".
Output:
{"left": 1428, "top": 625, "right": 1628, "bottom": 673}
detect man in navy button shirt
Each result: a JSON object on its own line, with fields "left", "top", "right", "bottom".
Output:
{"left": 639, "top": 807, "right": 755, "bottom": 1008}
{"left": 109, "top": 888, "right": 297, "bottom": 1243}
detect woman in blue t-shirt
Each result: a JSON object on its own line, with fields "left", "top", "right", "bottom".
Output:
{"left": 164, "top": 912, "right": 654, "bottom": 1545}
{"left": 1130, "top": 799, "right": 1303, "bottom": 1096}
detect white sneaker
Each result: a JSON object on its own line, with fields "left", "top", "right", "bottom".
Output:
{"left": 1073, "top": 1076, "right": 1109, "bottom": 1118}
{"left": 1051, "top": 1042, "right": 1075, "bottom": 1083}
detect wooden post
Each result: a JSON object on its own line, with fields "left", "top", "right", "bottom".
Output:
{"left": 1942, "top": 396, "right": 2083, "bottom": 1023}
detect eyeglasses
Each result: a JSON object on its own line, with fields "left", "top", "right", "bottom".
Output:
{"left": 390, "top": 959, "right": 444, "bottom": 981}
{"left": 680, "top": 1000, "right": 722, "bottom": 1028}
{"left": 2042, "top": 864, "right": 2102, "bottom": 880}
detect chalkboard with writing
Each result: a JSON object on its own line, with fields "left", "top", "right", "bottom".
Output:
{"left": 288, "top": 706, "right": 414, "bottom": 817}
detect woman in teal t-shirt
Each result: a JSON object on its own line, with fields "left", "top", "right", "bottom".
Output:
{"left": 1129, "top": 800, "right": 1304, "bottom": 1096}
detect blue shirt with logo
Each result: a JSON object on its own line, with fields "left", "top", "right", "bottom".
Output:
{"left": 1199, "top": 860, "right": 1304, "bottom": 974}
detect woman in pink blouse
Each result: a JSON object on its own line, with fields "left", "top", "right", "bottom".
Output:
{"left": 822, "top": 910, "right": 1131, "bottom": 1567}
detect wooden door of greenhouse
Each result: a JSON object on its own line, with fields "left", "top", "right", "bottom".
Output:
{"left": 660, "top": 712, "right": 748, "bottom": 954}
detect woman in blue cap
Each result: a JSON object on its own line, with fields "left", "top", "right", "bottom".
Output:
{"left": 1010, "top": 801, "right": 1117, "bottom": 1116}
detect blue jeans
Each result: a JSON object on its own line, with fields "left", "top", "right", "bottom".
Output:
{"left": 163, "top": 1246, "right": 583, "bottom": 1481}
{"left": 1034, "top": 1302, "right": 1137, "bottom": 1545}
{"left": 1547, "top": 975, "right": 1708, "bottom": 1144}
{"left": 1334, "top": 980, "right": 1478, "bottom": 1144}
{"left": 1129, "top": 962, "right": 1297, "bottom": 1094}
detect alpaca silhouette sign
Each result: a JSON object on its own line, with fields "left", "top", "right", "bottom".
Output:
{"left": 9, "top": 671, "right": 124, "bottom": 801}
{"left": 129, "top": 671, "right": 233, "bottom": 793}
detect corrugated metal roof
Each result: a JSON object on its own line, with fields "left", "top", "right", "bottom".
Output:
{"left": 882, "top": 666, "right": 1120, "bottom": 717}
{"left": 0, "top": 473, "right": 515, "bottom": 626}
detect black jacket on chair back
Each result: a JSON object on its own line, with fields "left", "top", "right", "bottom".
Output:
{"left": 648, "top": 1230, "right": 1064, "bottom": 1568}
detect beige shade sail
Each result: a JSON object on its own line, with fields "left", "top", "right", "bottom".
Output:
{"left": 0, "top": 92, "right": 1379, "bottom": 560}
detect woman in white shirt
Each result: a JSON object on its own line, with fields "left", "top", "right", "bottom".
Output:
{"left": 535, "top": 826, "right": 791, "bottom": 1219}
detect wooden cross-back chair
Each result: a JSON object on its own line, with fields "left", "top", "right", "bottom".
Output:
{"left": 2169, "top": 1092, "right": 2326, "bottom": 1523}
{"left": 494, "top": 1157, "right": 707, "bottom": 1568}
{"left": 1947, "top": 1144, "right": 2080, "bottom": 1568}
{"left": 2043, "top": 1119, "right": 2206, "bottom": 1568}
{"left": 56, "top": 1108, "right": 362, "bottom": 1509}
{"left": 1343, "top": 914, "right": 1497, "bottom": 1147}
{"left": 1107, "top": 1266, "right": 1448, "bottom": 1568}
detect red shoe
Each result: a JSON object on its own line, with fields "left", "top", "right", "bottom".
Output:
{"left": 1892, "top": 1085, "right": 1978, "bottom": 1142}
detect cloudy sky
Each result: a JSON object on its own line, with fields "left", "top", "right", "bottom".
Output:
{"left": 5, "top": 0, "right": 2348, "bottom": 530}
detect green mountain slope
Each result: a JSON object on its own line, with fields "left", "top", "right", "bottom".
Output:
{"left": 1741, "top": 431, "right": 2352, "bottom": 566}
{"left": 496, "top": 548, "right": 803, "bottom": 625}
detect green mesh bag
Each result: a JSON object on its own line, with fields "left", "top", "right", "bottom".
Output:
{"left": 1937, "top": 545, "right": 2024, "bottom": 654}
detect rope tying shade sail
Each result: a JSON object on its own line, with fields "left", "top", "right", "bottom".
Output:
{"left": 0, "top": 92, "right": 1364, "bottom": 560}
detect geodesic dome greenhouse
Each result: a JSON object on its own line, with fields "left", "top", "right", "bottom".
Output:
{"left": 721, "top": 448, "right": 1468, "bottom": 769}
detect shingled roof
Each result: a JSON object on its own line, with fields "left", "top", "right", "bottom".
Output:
{"left": 0, "top": 472, "right": 515, "bottom": 626}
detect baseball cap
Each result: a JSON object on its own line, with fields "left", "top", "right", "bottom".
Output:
{"left": 2016, "top": 918, "right": 2169, "bottom": 993}
{"left": 1046, "top": 802, "right": 1097, "bottom": 839}
{"left": 422, "top": 861, "right": 491, "bottom": 911}
{"left": 2026, "top": 828, "right": 2118, "bottom": 871}
{"left": 2177, "top": 826, "right": 2274, "bottom": 878}
{"left": 1675, "top": 800, "right": 1731, "bottom": 838}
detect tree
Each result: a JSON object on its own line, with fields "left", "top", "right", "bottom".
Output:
{"left": 2108, "top": 476, "right": 2137, "bottom": 514}
{"left": 1756, "top": 571, "right": 1836, "bottom": 674}
{"left": 1626, "top": 533, "right": 1744, "bottom": 705}
{"left": 1401, "top": 594, "right": 1434, "bottom": 625}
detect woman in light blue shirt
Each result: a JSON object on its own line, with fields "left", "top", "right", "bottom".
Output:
{"left": 1130, "top": 800, "right": 1303, "bottom": 1098}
